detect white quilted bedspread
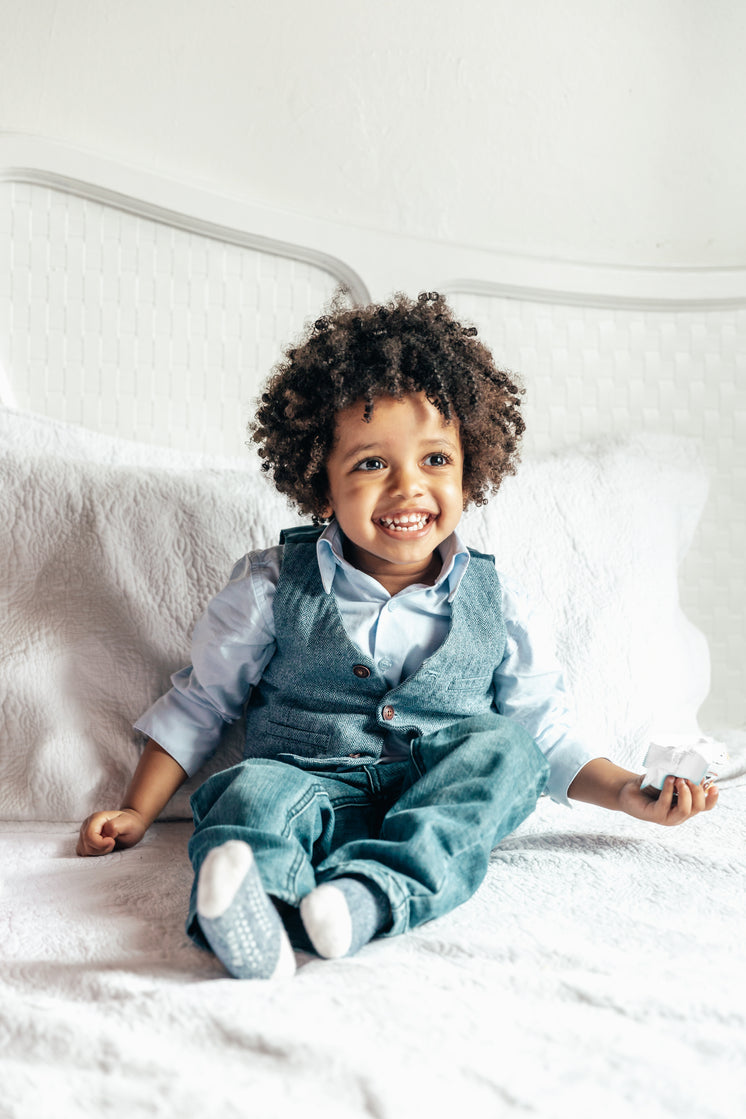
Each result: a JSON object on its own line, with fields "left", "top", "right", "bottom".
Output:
{"left": 1, "top": 763, "right": 745, "bottom": 1119}
{"left": 2, "top": 407, "right": 745, "bottom": 1117}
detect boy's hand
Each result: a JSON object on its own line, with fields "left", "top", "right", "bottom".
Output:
{"left": 76, "top": 808, "right": 148, "bottom": 856}
{"left": 618, "top": 774, "right": 719, "bottom": 826}
{"left": 569, "top": 758, "right": 719, "bottom": 825}
{"left": 75, "top": 739, "right": 188, "bottom": 857}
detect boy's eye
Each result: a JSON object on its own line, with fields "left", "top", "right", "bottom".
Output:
{"left": 424, "top": 452, "right": 450, "bottom": 467}
{"left": 354, "top": 457, "right": 386, "bottom": 472}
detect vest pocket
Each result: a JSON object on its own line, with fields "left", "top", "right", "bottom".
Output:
{"left": 444, "top": 674, "right": 494, "bottom": 693}
{"left": 262, "top": 711, "right": 332, "bottom": 757}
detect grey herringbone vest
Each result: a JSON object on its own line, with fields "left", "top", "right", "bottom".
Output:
{"left": 243, "top": 528, "right": 506, "bottom": 764}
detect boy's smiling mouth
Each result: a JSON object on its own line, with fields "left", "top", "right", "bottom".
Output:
{"left": 376, "top": 511, "right": 435, "bottom": 533}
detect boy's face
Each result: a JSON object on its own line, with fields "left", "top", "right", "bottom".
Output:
{"left": 323, "top": 392, "right": 464, "bottom": 593}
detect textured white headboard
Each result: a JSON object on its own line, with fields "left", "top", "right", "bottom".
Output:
{"left": 1, "top": 137, "right": 743, "bottom": 729}
{"left": 446, "top": 288, "right": 745, "bottom": 732}
{"left": 0, "top": 179, "right": 357, "bottom": 455}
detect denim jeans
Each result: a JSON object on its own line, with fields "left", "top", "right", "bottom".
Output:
{"left": 186, "top": 712, "right": 549, "bottom": 947}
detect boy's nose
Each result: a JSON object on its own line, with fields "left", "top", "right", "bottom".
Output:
{"left": 389, "top": 464, "right": 423, "bottom": 497}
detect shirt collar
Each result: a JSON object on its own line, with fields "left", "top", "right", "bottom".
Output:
{"left": 316, "top": 519, "right": 471, "bottom": 601}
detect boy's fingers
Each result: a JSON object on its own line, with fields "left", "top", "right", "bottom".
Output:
{"left": 704, "top": 785, "right": 720, "bottom": 810}
{"left": 673, "top": 778, "right": 692, "bottom": 818}
{"left": 100, "top": 810, "right": 146, "bottom": 849}
{"left": 101, "top": 816, "right": 124, "bottom": 839}
{"left": 76, "top": 830, "right": 116, "bottom": 856}
{"left": 627, "top": 773, "right": 719, "bottom": 827}
{"left": 652, "top": 776, "right": 689, "bottom": 825}
{"left": 76, "top": 811, "right": 122, "bottom": 856}
{"left": 687, "top": 780, "right": 708, "bottom": 815}
{"left": 656, "top": 775, "right": 676, "bottom": 813}
{"left": 691, "top": 780, "right": 719, "bottom": 815}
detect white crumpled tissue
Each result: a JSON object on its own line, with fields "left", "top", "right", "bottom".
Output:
{"left": 641, "top": 736, "right": 728, "bottom": 792}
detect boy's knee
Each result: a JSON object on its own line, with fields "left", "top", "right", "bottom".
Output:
{"left": 485, "top": 715, "right": 550, "bottom": 786}
{"left": 414, "top": 713, "right": 549, "bottom": 788}
{"left": 418, "top": 711, "right": 532, "bottom": 754}
{"left": 191, "top": 758, "right": 308, "bottom": 826}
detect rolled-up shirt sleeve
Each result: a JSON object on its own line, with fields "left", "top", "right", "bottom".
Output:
{"left": 134, "top": 549, "right": 280, "bottom": 776}
{"left": 494, "top": 575, "right": 596, "bottom": 805}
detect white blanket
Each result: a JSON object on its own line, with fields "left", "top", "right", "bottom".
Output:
{"left": 2, "top": 406, "right": 744, "bottom": 1117}
{"left": 1, "top": 772, "right": 745, "bottom": 1118}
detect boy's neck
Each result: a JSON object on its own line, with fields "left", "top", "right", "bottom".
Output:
{"left": 341, "top": 538, "right": 442, "bottom": 596}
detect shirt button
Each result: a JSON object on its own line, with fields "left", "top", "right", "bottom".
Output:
{"left": 382, "top": 705, "right": 395, "bottom": 721}
{"left": 378, "top": 658, "right": 392, "bottom": 670}
{"left": 352, "top": 664, "right": 371, "bottom": 679}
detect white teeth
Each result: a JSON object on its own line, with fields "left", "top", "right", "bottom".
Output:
{"left": 379, "top": 513, "right": 431, "bottom": 531}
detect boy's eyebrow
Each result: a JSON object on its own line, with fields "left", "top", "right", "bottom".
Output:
{"left": 337, "top": 443, "right": 379, "bottom": 463}
{"left": 336, "top": 436, "right": 461, "bottom": 464}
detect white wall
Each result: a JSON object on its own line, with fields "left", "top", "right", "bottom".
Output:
{"left": 2, "top": 0, "right": 744, "bottom": 268}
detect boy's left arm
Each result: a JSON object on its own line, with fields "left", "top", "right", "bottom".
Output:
{"left": 567, "top": 758, "right": 719, "bottom": 826}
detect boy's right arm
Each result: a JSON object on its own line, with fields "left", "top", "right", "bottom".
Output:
{"left": 77, "top": 549, "right": 280, "bottom": 857}
{"left": 76, "top": 739, "right": 188, "bottom": 856}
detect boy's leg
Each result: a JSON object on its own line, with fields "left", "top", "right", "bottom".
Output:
{"left": 195, "top": 838, "right": 296, "bottom": 979}
{"left": 188, "top": 757, "right": 315, "bottom": 948}
{"left": 311, "top": 713, "right": 549, "bottom": 941}
{"left": 299, "top": 873, "right": 393, "bottom": 959}
{"left": 186, "top": 757, "right": 383, "bottom": 969}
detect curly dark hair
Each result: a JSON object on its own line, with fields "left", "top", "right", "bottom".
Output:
{"left": 250, "top": 291, "right": 524, "bottom": 520}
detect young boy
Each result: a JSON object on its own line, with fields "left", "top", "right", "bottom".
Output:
{"left": 77, "top": 293, "right": 718, "bottom": 979}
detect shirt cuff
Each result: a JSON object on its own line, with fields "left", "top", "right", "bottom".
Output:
{"left": 542, "top": 742, "right": 598, "bottom": 806}
{"left": 134, "top": 683, "right": 226, "bottom": 778}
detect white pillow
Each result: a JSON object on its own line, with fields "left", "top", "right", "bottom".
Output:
{"left": 0, "top": 406, "right": 303, "bottom": 821}
{"left": 0, "top": 402, "right": 259, "bottom": 471}
{"left": 462, "top": 434, "right": 710, "bottom": 767}
{"left": 0, "top": 406, "right": 710, "bottom": 821}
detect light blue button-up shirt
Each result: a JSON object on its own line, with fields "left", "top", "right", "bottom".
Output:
{"left": 135, "top": 522, "right": 594, "bottom": 803}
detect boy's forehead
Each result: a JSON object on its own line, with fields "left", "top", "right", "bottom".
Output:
{"left": 333, "top": 392, "right": 459, "bottom": 434}
{"left": 328, "top": 396, "right": 461, "bottom": 466}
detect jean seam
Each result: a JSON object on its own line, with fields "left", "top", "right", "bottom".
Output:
{"left": 281, "top": 783, "right": 377, "bottom": 896}
{"left": 280, "top": 782, "right": 326, "bottom": 838}
{"left": 276, "top": 783, "right": 326, "bottom": 897}
{"left": 409, "top": 741, "right": 426, "bottom": 780}
{"left": 284, "top": 846, "right": 307, "bottom": 900}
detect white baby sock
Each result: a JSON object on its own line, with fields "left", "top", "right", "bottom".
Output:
{"left": 196, "top": 840, "right": 295, "bottom": 980}
{"left": 299, "top": 876, "right": 390, "bottom": 959}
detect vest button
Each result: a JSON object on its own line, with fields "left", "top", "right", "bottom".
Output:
{"left": 382, "top": 705, "right": 395, "bottom": 721}
{"left": 352, "top": 664, "right": 371, "bottom": 679}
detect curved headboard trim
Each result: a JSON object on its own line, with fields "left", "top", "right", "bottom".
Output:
{"left": 1, "top": 133, "right": 744, "bottom": 311}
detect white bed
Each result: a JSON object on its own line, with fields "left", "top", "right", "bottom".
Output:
{"left": 1, "top": 137, "right": 745, "bottom": 1119}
